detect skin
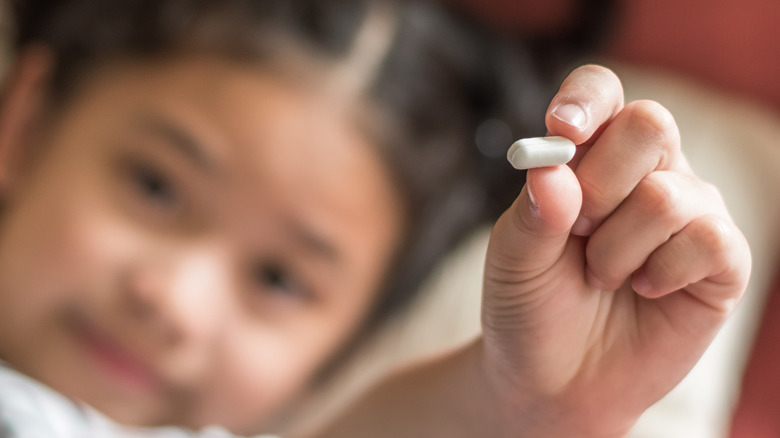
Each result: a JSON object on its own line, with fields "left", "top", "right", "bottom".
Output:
{"left": 0, "top": 50, "right": 404, "bottom": 434}
{"left": 0, "top": 48, "right": 752, "bottom": 437}
{"left": 312, "top": 65, "right": 751, "bottom": 438}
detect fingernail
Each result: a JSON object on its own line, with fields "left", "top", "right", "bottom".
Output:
{"left": 632, "top": 271, "right": 653, "bottom": 296}
{"left": 571, "top": 215, "right": 592, "bottom": 236}
{"left": 526, "top": 183, "right": 539, "bottom": 214}
{"left": 525, "top": 184, "right": 539, "bottom": 208}
{"left": 552, "top": 104, "right": 587, "bottom": 131}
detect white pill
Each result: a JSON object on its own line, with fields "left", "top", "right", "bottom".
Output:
{"left": 506, "top": 136, "right": 576, "bottom": 170}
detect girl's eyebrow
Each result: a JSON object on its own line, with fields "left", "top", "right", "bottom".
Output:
{"left": 133, "top": 114, "right": 220, "bottom": 175}
{"left": 290, "top": 221, "right": 342, "bottom": 267}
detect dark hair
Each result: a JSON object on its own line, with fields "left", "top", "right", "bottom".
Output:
{"left": 10, "top": 0, "right": 609, "bottom": 346}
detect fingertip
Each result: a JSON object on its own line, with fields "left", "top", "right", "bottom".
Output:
{"left": 585, "top": 266, "right": 607, "bottom": 290}
{"left": 524, "top": 165, "right": 582, "bottom": 232}
{"left": 546, "top": 64, "right": 625, "bottom": 144}
{"left": 570, "top": 215, "right": 594, "bottom": 236}
{"left": 631, "top": 269, "right": 671, "bottom": 299}
{"left": 631, "top": 270, "right": 655, "bottom": 297}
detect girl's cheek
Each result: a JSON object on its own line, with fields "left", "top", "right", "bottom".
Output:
{"left": 187, "top": 336, "right": 298, "bottom": 430}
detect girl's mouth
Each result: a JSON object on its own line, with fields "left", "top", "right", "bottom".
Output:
{"left": 71, "top": 317, "right": 164, "bottom": 395}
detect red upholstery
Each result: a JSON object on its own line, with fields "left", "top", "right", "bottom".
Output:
{"left": 729, "top": 270, "right": 780, "bottom": 438}
{"left": 451, "top": 0, "right": 780, "bottom": 109}
{"left": 608, "top": 0, "right": 780, "bottom": 110}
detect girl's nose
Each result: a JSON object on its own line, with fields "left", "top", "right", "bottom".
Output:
{"left": 121, "top": 249, "right": 232, "bottom": 347}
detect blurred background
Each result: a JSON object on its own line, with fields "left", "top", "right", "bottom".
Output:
{"left": 1, "top": 1, "right": 778, "bottom": 438}
{"left": 450, "top": 0, "right": 780, "bottom": 110}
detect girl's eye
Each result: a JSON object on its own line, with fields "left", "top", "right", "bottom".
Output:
{"left": 254, "top": 263, "right": 308, "bottom": 301}
{"left": 130, "top": 162, "right": 178, "bottom": 206}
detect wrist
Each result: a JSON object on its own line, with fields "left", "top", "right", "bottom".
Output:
{"left": 476, "top": 336, "right": 638, "bottom": 438}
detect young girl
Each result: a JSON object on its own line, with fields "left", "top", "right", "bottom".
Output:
{"left": 0, "top": 0, "right": 751, "bottom": 437}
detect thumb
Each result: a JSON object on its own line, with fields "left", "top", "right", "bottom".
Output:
{"left": 485, "top": 164, "right": 582, "bottom": 285}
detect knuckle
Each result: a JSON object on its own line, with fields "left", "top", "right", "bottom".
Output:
{"left": 560, "top": 64, "right": 623, "bottom": 104}
{"left": 701, "top": 181, "right": 725, "bottom": 204}
{"left": 635, "top": 174, "right": 682, "bottom": 220}
{"left": 693, "top": 216, "right": 733, "bottom": 253}
{"left": 622, "top": 100, "right": 680, "bottom": 159}
{"left": 577, "top": 64, "right": 621, "bottom": 87}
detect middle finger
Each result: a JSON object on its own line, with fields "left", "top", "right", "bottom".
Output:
{"left": 571, "top": 99, "right": 688, "bottom": 236}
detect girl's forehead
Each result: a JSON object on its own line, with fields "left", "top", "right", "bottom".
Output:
{"left": 80, "top": 55, "right": 366, "bottom": 168}
{"left": 152, "top": 57, "right": 384, "bottom": 197}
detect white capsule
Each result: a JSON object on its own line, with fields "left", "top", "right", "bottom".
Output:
{"left": 506, "top": 136, "right": 576, "bottom": 170}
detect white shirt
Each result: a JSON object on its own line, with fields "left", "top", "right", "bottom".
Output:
{"left": 0, "top": 362, "right": 278, "bottom": 438}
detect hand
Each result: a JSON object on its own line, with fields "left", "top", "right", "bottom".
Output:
{"left": 481, "top": 65, "right": 751, "bottom": 437}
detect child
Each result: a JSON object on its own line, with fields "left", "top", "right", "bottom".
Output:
{"left": 0, "top": 0, "right": 751, "bottom": 437}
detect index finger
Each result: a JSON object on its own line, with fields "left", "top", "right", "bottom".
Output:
{"left": 545, "top": 65, "right": 624, "bottom": 145}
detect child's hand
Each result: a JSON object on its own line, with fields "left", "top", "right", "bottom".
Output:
{"left": 481, "top": 65, "right": 751, "bottom": 437}
{"left": 313, "top": 65, "right": 750, "bottom": 438}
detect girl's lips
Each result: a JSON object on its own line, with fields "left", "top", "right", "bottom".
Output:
{"left": 73, "top": 320, "right": 163, "bottom": 394}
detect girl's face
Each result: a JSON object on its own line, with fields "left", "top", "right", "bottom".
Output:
{"left": 0, "top": 54, "right": 404, "bottom": 432}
